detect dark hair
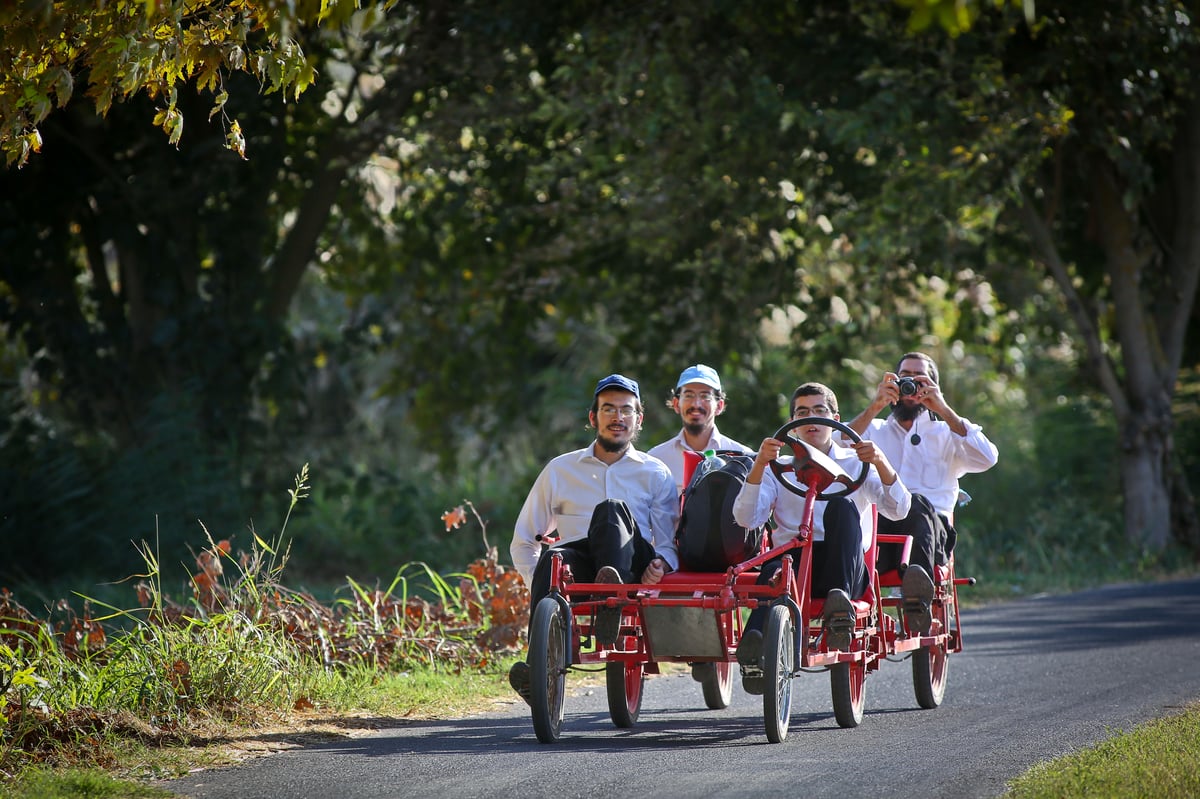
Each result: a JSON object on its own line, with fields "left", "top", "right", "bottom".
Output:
{"left": 897, "top": 351, "right": 939, "bottom": 385}
{"left": 790, "top": 382, "right": 838, "bottom": 415}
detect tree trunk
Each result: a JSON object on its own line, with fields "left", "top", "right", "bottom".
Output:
{"left": 1117, "top": 416, "right": 1174, "bottom": 550}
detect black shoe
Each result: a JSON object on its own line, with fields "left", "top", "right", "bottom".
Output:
{"left": 736, "top": 629, "right": 763, "bottom": 669}
{"left": 902, "top": 564, "right": 934, "bottom": 635}
{"left": 742, "top": 674, "right": 765, "bottom": 695}
{"left": 508, "top": 661, "right": 532, "bottom": 706}
{"left": 690, "top": 662, "right": 714, "bottom": 683}
{"left": 823, "top": 588, "right": 854, "bottom": 652}
{"left": 594, "top": 566, "right": 622, "bottom": 645}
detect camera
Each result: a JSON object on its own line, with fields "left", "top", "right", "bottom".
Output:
{"left": 896, "top": 377, "right": 919, "bottom": 397}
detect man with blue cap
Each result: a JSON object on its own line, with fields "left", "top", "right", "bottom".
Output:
{"left": 649, "top": 364, "right": 751, "bottom": 495}
{"left": 507, "top": 373, "right": 680, "bottom": 704}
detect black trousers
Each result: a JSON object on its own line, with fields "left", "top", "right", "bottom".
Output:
{"left": 527, "top": 499, "right": 657, "bottom": 614}
{"left": 875, "top": 492, "right": 955, "bottom": 577}
{"left": 745, "top": 497, "right": 867, "bottom": 634}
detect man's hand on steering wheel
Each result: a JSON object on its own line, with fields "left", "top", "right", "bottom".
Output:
{"left": 768, "top": 416, "right": 869, "bottom": 499}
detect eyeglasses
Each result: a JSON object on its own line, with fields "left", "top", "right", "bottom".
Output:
{"left": 680, "top": 390, "right": 718, "bottom": 403}
{"left": 598, "top": 404, "right": 639, "bottom": 419}
{"left": 792, "top": 404, "right": 833, "bottom": 418}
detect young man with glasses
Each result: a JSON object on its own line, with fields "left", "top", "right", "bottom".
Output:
{"left": 507, "top": 374, "right": 680, "bottom": 704}
{"left": 843, "top": 351, "right": 998, "bottom": 635}
{"left": 731, "top": 382, "right": 910, "bottom": 691}
{"left": 648, "top": 364, "right": 751, "bottom": 496}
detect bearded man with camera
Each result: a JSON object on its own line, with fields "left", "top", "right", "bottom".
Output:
{"left": 844, "top": 351, "right": 998, "bottom": 634}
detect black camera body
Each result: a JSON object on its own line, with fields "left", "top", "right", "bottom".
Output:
{"left": 897, "top": 376, "right": 919, "bottom": 397}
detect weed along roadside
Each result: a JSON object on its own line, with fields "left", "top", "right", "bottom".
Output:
{"left": 0, "top": 472, "right": 529, "bottom": 791}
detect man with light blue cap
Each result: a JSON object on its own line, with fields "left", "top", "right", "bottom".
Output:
{"left": 649, "top": 364, "right": 751, "bottom": 495}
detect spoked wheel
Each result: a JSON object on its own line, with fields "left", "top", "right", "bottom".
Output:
{"left": 606, "top": 660, "right": 645, "bottom": 727}
{"left": 762, "top": 604, "right": 795, "bottom": 743}
{"left": 529, "top": 598, "right": 568, "bottom": 743}
{"left": 914, "top": 586, "right": 951, "bottom": 708}
{"left": 699, "top": 661, "right": 734, "bottom": 710}
{"left": 830, "top": 657, "right": 866, "bottom": 728}
{"left": 913, "top": 642, "right": 948, "bottom": 709}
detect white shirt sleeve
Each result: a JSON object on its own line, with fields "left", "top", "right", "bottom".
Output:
{"left": 510, "top": 465, "right": 555, "bottom": 585}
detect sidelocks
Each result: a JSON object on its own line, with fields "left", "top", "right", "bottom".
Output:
{"left": 520, "top": 416, "right": 974, "bottom": 744}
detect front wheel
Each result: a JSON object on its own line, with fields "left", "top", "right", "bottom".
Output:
{"left": 606, "top": 661, "right": 644, "bottom": 727}
{"left": 529, "top": 598, "right": 568, "bottom": 743}
{"left": 762, "top": 604, "right": 795, "bottom": 743}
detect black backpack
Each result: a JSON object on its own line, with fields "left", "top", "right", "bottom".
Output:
{"left": 674, "top": 452, "right": 764, "bottom": 571}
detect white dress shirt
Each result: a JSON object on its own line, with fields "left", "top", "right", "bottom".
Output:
{"left": 647, "top": 426, "right": 751, "bottom": 495}
{"left": 859, "top": 414, "right": 998, "bottom": 518}
{"left": 509, "top": 442, "right": 680, "bottom": 584}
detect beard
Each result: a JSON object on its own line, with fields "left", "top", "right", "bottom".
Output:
{"left": 683, "top": 419, "right": 710, "bottom": 438}
{"left": 890, "top": 400, "right": 925, "bottom": 423}
{"left": 596, "top": 425, "right": 639, "bottom": 452}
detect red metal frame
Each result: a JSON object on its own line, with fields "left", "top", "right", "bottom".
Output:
{"left": 531, "top": 432, "right": 972, "bottom": 741}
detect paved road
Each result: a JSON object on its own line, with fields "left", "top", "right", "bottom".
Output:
{"left": 166, "top": 577, "right": 1200, "bottom": 799}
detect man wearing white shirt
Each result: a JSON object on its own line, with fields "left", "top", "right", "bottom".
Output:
{"left": 845, "top": 351, "right": 999, "bottom": 635}
{"left": 648, "top": 364, "right": 751, "bottom": 495}
{"left": 507, "top": 373, "right": 679, "bottom": 704}
{"left": 732, "top": 382, "right": 910, "bottom": 689}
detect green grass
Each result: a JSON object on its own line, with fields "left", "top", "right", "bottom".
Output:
{"left": 0, "top": 768, "right": 175, "bottom": 799}
{"left": 1003, "top": 703, "right": 1200, "bottom": 798}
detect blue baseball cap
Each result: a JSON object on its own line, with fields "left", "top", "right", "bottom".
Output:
{"left": 675, "top": 364, "right": 722, "bottom": 391}
{"left": 594, "top": 374, "right": 640, "bottom": 399}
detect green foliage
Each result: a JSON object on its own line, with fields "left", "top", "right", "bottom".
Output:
{"left": 0, "top": 0, "right": 346, "bottom": 167}
{"left": 0, "top": 468, "right": 526, "bottom": 777}
{"left": 0, "top": 388, "right": 251, "bottom": 585}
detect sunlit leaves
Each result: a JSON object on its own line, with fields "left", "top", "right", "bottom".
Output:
{"left": 0, "top": 0, "right": 356, "bottom": 167}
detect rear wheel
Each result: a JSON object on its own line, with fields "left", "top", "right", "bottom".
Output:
{"left": 830, "top": 658, "right": 866, "bottom": 728}
{"left": 606, "top": 660, "right": 644, "bottom": 727}
{"left": 698, "top": 661, "right": 734, "bottom": 709}
{"left": 913, "top": 585, "right": 952, "bottom": 708}
{"left": 529, "top": 598, "right": 567, "bottom": 743}
{"left": 762, "top": 605, "right": 795, "bottom": 743}
{"left": 913, "top": 642, "right": 948, "bottom": 708}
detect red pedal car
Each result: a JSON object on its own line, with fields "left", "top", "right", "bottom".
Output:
{"left": 522, "top": 417, "right": 973, "bottom": 743}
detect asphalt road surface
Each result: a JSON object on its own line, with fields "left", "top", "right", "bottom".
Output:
{"left": 165, "top": 576, "right": 1200, "bottom": 799}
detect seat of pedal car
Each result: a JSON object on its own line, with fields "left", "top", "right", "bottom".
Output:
{"left": 808, "top": 594, "right": 874, "bottom": 619}
{"left": 660, "top": 569, "right": 759, "bottom": 588}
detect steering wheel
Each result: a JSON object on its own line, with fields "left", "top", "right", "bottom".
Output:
{"left": 768, "top": 417, "right": 869, "bottom": 500}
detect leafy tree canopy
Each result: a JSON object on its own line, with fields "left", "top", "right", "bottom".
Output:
{"left": 0, "top": 0, "right": 359, "bottom": 166}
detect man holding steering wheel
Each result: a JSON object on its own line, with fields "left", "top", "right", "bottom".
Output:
{"left": 731, "top": 382, "right": 911, "bottom": 691}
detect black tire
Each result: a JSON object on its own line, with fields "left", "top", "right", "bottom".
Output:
{"left": 529, "top": 598, "right": 567, "bottom": 743}
{"left": 913, "top": 643, "right": 948, "bottom": 709}
{"left": 606, "top": 660, "right": 644, "bottom": 727}
{"left": 830, "top": 658, "right": 866, "bottom": 728}
{"left": 700, "top": 660, "right": 734, "bottom": 710}
{"left": 762, "top": 604, "right": 795, "bottom": 743}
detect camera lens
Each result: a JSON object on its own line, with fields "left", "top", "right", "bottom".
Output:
{"left": 897, "top": 377, "right": 918, "bottom": 396}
